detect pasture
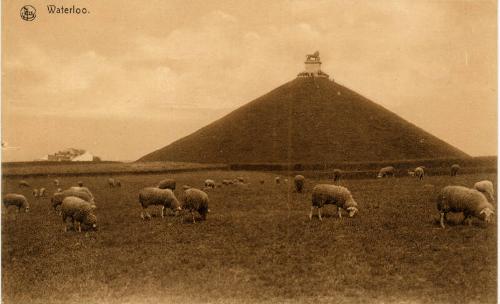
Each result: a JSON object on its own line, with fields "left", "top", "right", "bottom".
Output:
{"left": 2, "top": 171, "right": 497, "bottom": 304}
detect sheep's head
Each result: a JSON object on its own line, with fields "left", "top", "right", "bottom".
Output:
{"left": 346, "top": 206, "right": 358, "bottom": 217}
{"left": 85, "top": 214, "right": 97, "bottom": 230}
{"left": 480, "top": 208, "right": 495, "bottom": 223}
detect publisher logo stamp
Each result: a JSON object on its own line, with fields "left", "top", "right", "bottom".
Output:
{"left": 20, "top": 5, "right": 36, "bottom": 21}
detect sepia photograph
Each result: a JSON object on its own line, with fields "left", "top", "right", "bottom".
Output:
{"left": 1, "top": 0, "right": 497, "bottom": 303}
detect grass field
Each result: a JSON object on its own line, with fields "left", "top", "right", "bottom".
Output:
{"left": 1, "top": 171, "right": 497, "bottom": 304}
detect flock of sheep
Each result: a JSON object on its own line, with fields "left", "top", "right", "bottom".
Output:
{"left": 2, "top": 162, "right": 496, "bottom": 232}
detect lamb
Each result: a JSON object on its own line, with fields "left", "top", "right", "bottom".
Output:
{"left": 138, "top": 187, "right": 181, "bottom": 220}
{"left": 450, "top": 164, "right": 460, "bottom": 176}
{"left": 407, "top": 170, "right": 415, "bottom": 177}
{"left": 309, "top": 184, "right": 359, "bottom": 221}
{"left": 294, "top": 175, "right": 305, "bottom": 193}
{"left": 436, "top": 185, "right": 495, "bottom": 228}
{"left": 32, "top": 189, "right": 39, "bottom": 198}
{"left": 39, "top": 188, "right": 46, "bottom": 197}
{"left": 414, "top": 166, "right": 425, "bottom": 180}
{"left": 474, "top": 180, "right": 495, "bottom": 203}
{"left": 182, "top": 188, "right": 209, "bottom": 223}
{"left": 61, "top": 196, "right": 97, "bottom": 232}
{"left": 204, "top": 179, "right": 216, "bottom": 189}
{"left": 377, "top": 166, "right": 395, "bottom": 178}
{"left": 19, "top": 180, "right": 30, "bottom": 188}
{"left": 3, "top": 194, "right": 30, "bottom": 213}
{"left": 108, "top": 178, "right": 121, "bottom": 187}
{"left": 51, "top": 189, "right": 95, "bottom": 212}
{"left": 332, "top": 169, "right": 342, "bottom": 182}
{"left": 157, "top": 178, "right": 176, "bottom": 190}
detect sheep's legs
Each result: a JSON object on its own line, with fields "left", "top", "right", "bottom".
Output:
{"left": 338, "top": 207, "right": 342, "bottom": 219}
{"left": 191, "top": 210, "right": 196, "bottom": 223}
{"left": 161, "top": 206, "right": 165, "bottom": 218}
{"left": 309, "top": 206, "right": 314, "bottom": 220}
{"left": 318, "top": 208, "right": 323, "bottom": 221}
{"left": 76, "top": 221, "right": 82, "bottom": 232}
{"left": 440, "top": 213, "right": 445, "bottom": 228}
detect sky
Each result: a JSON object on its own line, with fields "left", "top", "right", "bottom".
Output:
{"left": 2, "top": 0, "right": 497, "bottom": 161}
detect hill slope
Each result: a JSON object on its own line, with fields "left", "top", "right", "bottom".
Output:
{"left": 139, "top": 77, "right": 468, "bottom": 163}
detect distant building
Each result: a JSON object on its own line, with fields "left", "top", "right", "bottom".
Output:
{"left": 36, "top": 148, "right": 99, "bottom": 162}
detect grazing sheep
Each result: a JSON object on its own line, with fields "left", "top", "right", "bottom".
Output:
{"left": 32, "top": 189, "right": 39, "bottom": 198}
{"left": 437, "top": 185, "right": 495, "bottom": 228}
{"left": 414, "top": 166, "right": 425, "bottom": 180}
{"left": 53, "top": 179, "right": 60, "bottom": 187}
{"left": 51, "top": 189, "right": 95, "bottom": 212}
{"left": 69, "top": 186, "right": 95, "bottom": 200}
{"left": 294, "top": 175, "right": 305, "bottom": 193}
{"left": 222, "top": 179, "right": 230, "bottom": 186}
{"left": 39, "top": 188, "right": 46, "bottom": 197}
{"left": 77, "top": 181, "right": 84, "bottom": 187}
{"left": 157, "top": 178, "right": 176, "bottom": 190}
{"left": 19, "top": 180, "right": 30, "bottom": 188}
{"left": 61, "top": 196, "right": 97, "bottom": 232}
{"left": 377, "top": 166, "right": 395, "bottom": 178}
{"left": 182, "top": 188, "right": 209, "bottom": 223}
{"left": 450, "top": 164, "right": 460, "bottom": 176}
{"left": 275, "top": 177, "right": 281, "bottom": 184}
{"left": 332, "top": 169, "right": 342, "bottom": 182}
{"left": 309, "top": 184, "right": 359, "bottom": 221}
{"left": 3, "top": 194, "right": 30, "bottom": 213}
{"left": 139, "top": 187, "right": 181, "bottom": 220}
{"left": 204, "top": 179, "right": 216, "bottom": 189}
{"left": 108, "top": 178, "right": 116, "bottom": 187}
{"left": 474, "top": 180, "right": 495, "bottom": 203}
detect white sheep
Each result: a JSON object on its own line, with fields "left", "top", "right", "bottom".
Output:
{"left": 204, "top": 179, "right": 216, "bottom": 189}
{"left": 107, "top": 178, "right": 121, "bottom": 188}
{"left": 474, "top": 180, "right": 495, "bottom": 203}
{"left": 414, "top": 166, "right": 425, "bottom": 180}
{"left": 182, "top": 188, "right": 209, "bottom": 224}
{"left": 68, "top": 186, "right": 95, "bottom": 201}
{"left": 19, "top": 180, "right": 30, "bottom": 188}
{"left": 309, "top": 184, "right": 359, "bottom": 221}
{"left": 294, "top": 175, "right": 305, "bottom": 193}
{"left": 139, "top": 187, "right": 181, "bottom": 220}
{"left": 437, "top": 185, "right": 495, "bottom": 228}
{"left": 32, "top": 188, "right": 39, "bottom": 198}
{"left": 157, "top": 178, "right": 176, "bottom": 190}
{"left": 450, "top": 164, "right": 460, "bottom": 176}
{"left": 332, "top": 169, "right": 342, "bottom": 182}
{"left": 377, "top": 166, "right": 395, "bottom": 178}
{"left": 51, "top": 189, "right": 95, "bottom": 212}
{"left": 61, "top": 196, "right": 97, "bottom": 232}
{"left": 3, "top": 193, "right": 30, "bottom": 213}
